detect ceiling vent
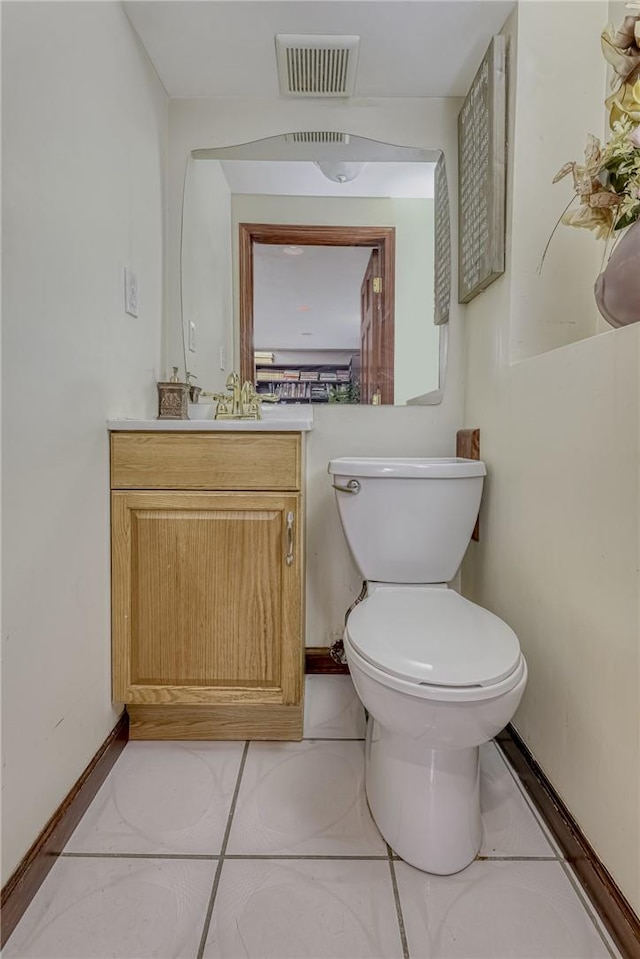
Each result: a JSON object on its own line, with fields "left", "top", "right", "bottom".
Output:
{"left": 285, "top": 132, "right": 351, "bottom": 144}
{"left": 275, "top": 35, "right": 360, "bottom": 98}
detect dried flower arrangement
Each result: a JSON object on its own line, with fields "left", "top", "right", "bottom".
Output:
{"left": 553, "top": 2, "right": 640, "bottom": 240}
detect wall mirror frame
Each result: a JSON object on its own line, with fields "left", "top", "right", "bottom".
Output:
{"left": 188, "top": 132, "right": 450, "bottom": 406}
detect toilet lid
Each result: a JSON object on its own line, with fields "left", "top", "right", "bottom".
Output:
{"left": 346, "top": 587, "right": 521, "bottom": 687}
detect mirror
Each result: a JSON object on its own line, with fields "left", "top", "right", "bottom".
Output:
{"left": 182, "top": 133, "right": 448, "bottom": 405}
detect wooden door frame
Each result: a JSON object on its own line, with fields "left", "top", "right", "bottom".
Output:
{"left": 238, "top": 223, "right": 396, "bottom": 397}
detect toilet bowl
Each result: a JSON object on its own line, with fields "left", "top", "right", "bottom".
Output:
{"left": 328, "top": 457, "right": 527, "bottom": 875}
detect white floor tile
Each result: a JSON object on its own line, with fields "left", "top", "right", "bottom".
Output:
{"left": 303, "top": 675, "right": 367, "bottom": 739}
{"left": 227, "top": 741, "right": 387, "bottom": 856}
{"left": 5, "top": 732, "right": 620, "bottom": 959}
{"left": 396, "top": 859, "right": 612, "bottom": 959}
{"left": 493, "top": 742, "right": 567, "bottom": 858}
{"left": 3, "top": 856, "right": 215, "bottom": 958}
{"left": 203, "top": 859, "right": 403, "bottom": 959}
{"left": 479, "top": 743, "right": 557, "bottom": 858}
{"left": 66, "top": 741, "right": 244, "bottom": 855}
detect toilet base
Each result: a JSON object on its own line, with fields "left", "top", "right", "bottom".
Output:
{"left": 365, "top": 716, "right": 483, "bottom": 875}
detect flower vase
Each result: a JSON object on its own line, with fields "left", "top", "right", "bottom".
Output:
{"left": 594, "top": 219, "right": 640, "bottom": 328}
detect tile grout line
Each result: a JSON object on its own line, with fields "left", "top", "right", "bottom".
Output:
{"left": 302, "top": 737, "right": 365, "bottom": 742}
{"left": 475, "top": 855, "right": 558, "bottom": 862}
{"left": 195, "top": 740, "right": 250, "bottom": 959}
{"left": 59, "top": 852, "right": 220, "bottom": 861}
{"left": 58, "top": 851, "right": 561, "bottom": 863}
{"left": 387, "top": 844, "right": 410, "bottom": 959}
{"left": 225, "top": 854, "right": 389, "bottom": 861}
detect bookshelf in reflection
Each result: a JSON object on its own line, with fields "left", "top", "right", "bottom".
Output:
{"left": 255, "top": 354, "right": 360, "bottom": 404}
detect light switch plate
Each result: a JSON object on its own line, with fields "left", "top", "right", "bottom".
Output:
{"left": 124, "top": 268, "right": 138, "bottom": 317}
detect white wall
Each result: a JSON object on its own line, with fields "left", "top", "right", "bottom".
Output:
{"left": 1, "top": 2, "right": 167, "bottom": 883}
{"left": 168, "top": 97, "right": 465, "bottom": 648}
{"left": 180, "top": 158, "right": 233, "bottom": 395}
{"left": 507, "top": 1, "right": 608, "bottom": 360}
{"left": 462, "top": 3, "right": 640, "bottom": 912}
{"left": 393, "top": 199, "right": 436, "bottom": 403}
{"left": 231, "top": 193, "right": 437, "bottom": 402}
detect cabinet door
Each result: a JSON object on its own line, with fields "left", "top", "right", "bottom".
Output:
{"left": 112, "top": 491, "right": 302, "bottom": 707}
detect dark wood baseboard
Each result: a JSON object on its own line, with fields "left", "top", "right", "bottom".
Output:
{"left": 305, "top": 646, "right": 350, "bottom": 674}
{"left": 0, "top": 711, "right": 129, "bottom": 948}
{"left": 498, "top": 724, "right": 640, "bottom": 959}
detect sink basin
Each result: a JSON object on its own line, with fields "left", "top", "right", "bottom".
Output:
{"left": 187, "top": 403, "right": 216, "bottom": 421}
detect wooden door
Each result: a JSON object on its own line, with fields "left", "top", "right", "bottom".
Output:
{"left": 112, "top": 491, "right": 302, "bottom": 708}
{"left": 360, "top": 249, "right": 394, "bottom": 404}
{"left": 360, "top": 249, "right": 378, "bottom": 404}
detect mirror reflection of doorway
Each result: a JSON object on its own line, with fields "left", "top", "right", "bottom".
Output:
{"left": 360, "top": 247, "right": 393, "bottom": 405}
{"left": 239, "top": 224, "right": 395, "bottom": 404}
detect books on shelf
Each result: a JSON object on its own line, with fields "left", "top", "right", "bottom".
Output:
{"left": 254, "top": 361, "right": 355, "bottom": 402}
{"left": 275, "top": 382, "right": 310, "bottom": 400}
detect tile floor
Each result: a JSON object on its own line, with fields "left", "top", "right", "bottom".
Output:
{"left": 4, "top": 676, "right": 621, "bottom": 959}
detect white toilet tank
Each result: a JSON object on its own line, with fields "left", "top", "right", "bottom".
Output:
{"left": 328, "top": 457, "right": 486, "bottom": 584}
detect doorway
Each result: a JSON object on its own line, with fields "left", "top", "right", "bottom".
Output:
{"left": 239, "top": 224, "right": 395, "bottom": 404}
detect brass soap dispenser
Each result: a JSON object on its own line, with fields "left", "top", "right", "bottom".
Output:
{"left": 157, "top": 367, "right": 189, "bottom": 420}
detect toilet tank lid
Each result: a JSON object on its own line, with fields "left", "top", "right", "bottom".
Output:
{"left": 328, "top": 457, "right": 486, "bottom": 478}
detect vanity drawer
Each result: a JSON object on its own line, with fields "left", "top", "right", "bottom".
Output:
{"left": 111, "top": 432, "right": 301, "bottom": 490}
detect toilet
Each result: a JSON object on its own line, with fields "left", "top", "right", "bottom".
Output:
{"left": 328, "top": 456, "right": 527, "bottom": 876}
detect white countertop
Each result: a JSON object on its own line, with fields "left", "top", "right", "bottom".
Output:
{"left": 108, "top": 404, "right": 314, "bottom": 432}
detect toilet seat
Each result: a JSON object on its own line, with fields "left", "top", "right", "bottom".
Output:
{"left": 345, "top": 586, "right": 524, "bottom": 702}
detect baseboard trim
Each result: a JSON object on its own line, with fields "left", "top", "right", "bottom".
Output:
{"left": 0, "top": 711, "right": 129, "bottom": 948}
{"left": 498, "top": 724, "right": 640, "bottom": 959}
{"left": 305, "top": 646, "right": 350, "bottom": 674}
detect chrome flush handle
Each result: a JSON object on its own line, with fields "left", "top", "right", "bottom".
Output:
{"left": 286, "top": 511, "right": 295, "bottom": 566}
{"left": 332, "top": 479, "right": 361, "bottom": 495}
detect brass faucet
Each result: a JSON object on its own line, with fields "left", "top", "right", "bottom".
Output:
{"left": 205, "top": 372, "right": 263, "bottom": 420}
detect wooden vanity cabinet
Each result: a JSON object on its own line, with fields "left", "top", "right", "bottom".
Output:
{"left": 110, "top": 432, "right": 304, "bottom": 740}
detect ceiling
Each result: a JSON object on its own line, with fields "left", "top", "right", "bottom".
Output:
{"left": 124, "top": 1, "right": 514, "bottom": 99}
{"left": 220, "top": 159, "right": 435, "bottom": 197}
{"left": 254, "top": 244, "right": 371, "bottom": 350}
